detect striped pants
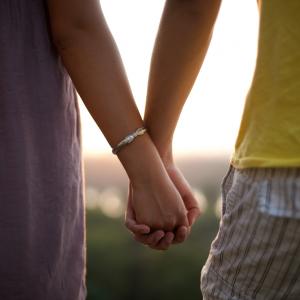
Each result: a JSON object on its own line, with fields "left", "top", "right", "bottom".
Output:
{"left": 201, "top": 166, "right": 300, "bottom": 300}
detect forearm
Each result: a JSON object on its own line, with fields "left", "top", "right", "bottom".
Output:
{"left": 47, "top": 1, "right": 156, "bottom": 180}
{"left": 144, "top": 0, "right": 221, "bottom": 159}
{"left": 50, "top": 13, "right": 141, "bottom": 147}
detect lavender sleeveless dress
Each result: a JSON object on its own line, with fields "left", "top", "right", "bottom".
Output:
{"left": 0, "top": 1, "right": 86, "bottom": 299}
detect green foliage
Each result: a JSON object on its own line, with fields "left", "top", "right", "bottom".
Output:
{"left": 86, "top": 208, "right": 219, "bottom": 300}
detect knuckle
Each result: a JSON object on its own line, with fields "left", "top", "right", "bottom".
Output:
{"left": 176, "top": 237, "right": 185, "bottom": 244}
{"left": 179, "top": 214, "right": 188, "bottom": 225}
{"left": 151, "top": 220, "right": 163, "bottom": 229}
{"left": 160, "top": 245, "right": 169, "bottom": 251}
{"left": 175, "top": 235, "right": 184, "bottom": 243}
{"left": 147, "top": 237, "right": 155, "bottom": 246}
{"left": 164, "top": 219, "right": 176, "bottom": 231}
{"left": 124, "top": 220, "right": 131, "bottom": 229}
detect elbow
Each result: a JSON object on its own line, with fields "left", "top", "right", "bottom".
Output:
{"left": 49, "top": 21, "right": 85, "bottom": 52}
{"left": 47, "top": 0, "right": 105, "bottom": 51}
{"left": 50, "top": 29, "right": 72, "bottom": 52}
{"left": 49, "top": 15, "right": 101, "bottom": 52}
{"left": 173, "top": 0, "right": 222, "bottom": 16}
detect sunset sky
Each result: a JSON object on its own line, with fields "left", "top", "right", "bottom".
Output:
{"left": 79, "top": 0, "right": 259, "bottom": 157}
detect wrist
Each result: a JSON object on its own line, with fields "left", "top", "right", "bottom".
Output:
{"left": 158, "top": 143, "right": 174, "bottom": 166}
{"left": 116, "top": 132, "right": 168, "bottom": 185}
{"left": 143, "top": 126, "right": 174, "bottom": 165}
{"left": 148, "top": 136, "right": 174, "bottom": 167}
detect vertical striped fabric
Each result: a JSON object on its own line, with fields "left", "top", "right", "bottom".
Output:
{"left": 201, "top": 166, "right": 300, "bottom": 300}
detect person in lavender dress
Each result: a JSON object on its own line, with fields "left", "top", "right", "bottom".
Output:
{"left": 0, "top": 0, "right": 199, "bottom": 299}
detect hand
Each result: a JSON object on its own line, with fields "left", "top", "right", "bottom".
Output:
{"left": 129, "top": 169, "right": 189, "bottom": 232}
{"left": 125, "top": 163, "right": 200, "bottom": 250}
{"left": 116, "top": 131, "right": 188, "bottom": 248}
{"left": 125, "top": 183, "right": 189, "bottom": 250}
{"left": 165, "top": 163, "right": 200, "bottom": 226}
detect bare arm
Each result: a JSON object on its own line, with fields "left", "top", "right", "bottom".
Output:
{"left": 128, "top": 0, "right": 221, "bottom": 248}
{"left": 47, "top": 0, "right": 145, "bottom": 176}
{"left": 144, "top": 0, "right": 222, "bottom": 160}
{"left": 47, "top": 0, "right": 188, "bottom": 232}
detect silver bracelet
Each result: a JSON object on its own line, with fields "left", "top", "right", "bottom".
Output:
{"left": 112, "top": 127, "right": 147, "bottom": 155}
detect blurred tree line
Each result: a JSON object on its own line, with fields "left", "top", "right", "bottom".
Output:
{"left": 86, "top": 207, "right": 220, "bottom": 300}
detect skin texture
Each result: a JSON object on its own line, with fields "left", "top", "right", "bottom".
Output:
{"left": 47, "top": 0, "right": 189, "bottom": 236}
{"left": 126, "top": 0, "right": 222, "bottom": 249}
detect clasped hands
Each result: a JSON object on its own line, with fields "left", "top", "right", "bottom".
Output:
{"left": 124, "top": 158, "right": 200, "bottom": 251}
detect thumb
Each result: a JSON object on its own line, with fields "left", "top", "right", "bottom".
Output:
{"left": 187, "top": 206, "right": 201, "bottom": 226}
{"left": 125, "top": 183, "right": 150, "bottom": 234}
{"left": 166, "top": 166, "right": 200, "bottom": 226}
{"left": 182, "top": 190, "right": 201, "bottom": 226}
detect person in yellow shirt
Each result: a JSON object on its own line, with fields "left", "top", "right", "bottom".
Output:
{"left": 126, "top": 0, "right": 300, "bottom": 298}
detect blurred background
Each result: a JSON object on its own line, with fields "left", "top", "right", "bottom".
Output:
{"left": 80, "top": 0, "right": 259, "bottom": 299}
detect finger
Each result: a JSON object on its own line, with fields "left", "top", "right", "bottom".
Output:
{"left": 183, "top": 193, "right": 200, "bottom": 216}
{"left": 167, "top": 166, "right": 200, "bottom": 226}
{"left": 186, "top": 226, "right": 191, "bottom": 236}
{"left": 125, "top": 184, "right": 134, "bottom": 218}
{"left": 125, "top": 208, "right": 151, "bottom": 234}
{"left": 183, "top": 192, "right": 199, "bottom": 210}
{"left": 125, "top": 219, "right": 151, "bottom": 235}
{"left": 187, "top": 207, "right": 201, "bottom": 226}
{"left": 133, "top": 230, "right": 165, "bottom": 246}
{"left": 155, "top": 232, "right": 175, "bottom": 251}
{"left": 148, "top": 231, "right": 165, "bottom": 248}
{"left": 172, "top": 226, "right": 188, "bottom": 244}
{"left": 125, "top": 183, "right": 151, "bottom": 234}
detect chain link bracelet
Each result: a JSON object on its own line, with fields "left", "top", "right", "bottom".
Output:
{"left": 112, "top": 127, "right": 147, "bottom": 155}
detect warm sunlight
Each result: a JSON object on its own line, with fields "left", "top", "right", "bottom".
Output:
{"left": 79, "top": 0, "right": 259, "bottom": 156}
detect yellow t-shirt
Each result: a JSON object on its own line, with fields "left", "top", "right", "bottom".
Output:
{"left": 231, "top": 0, "right": 300, "bottom": 169}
